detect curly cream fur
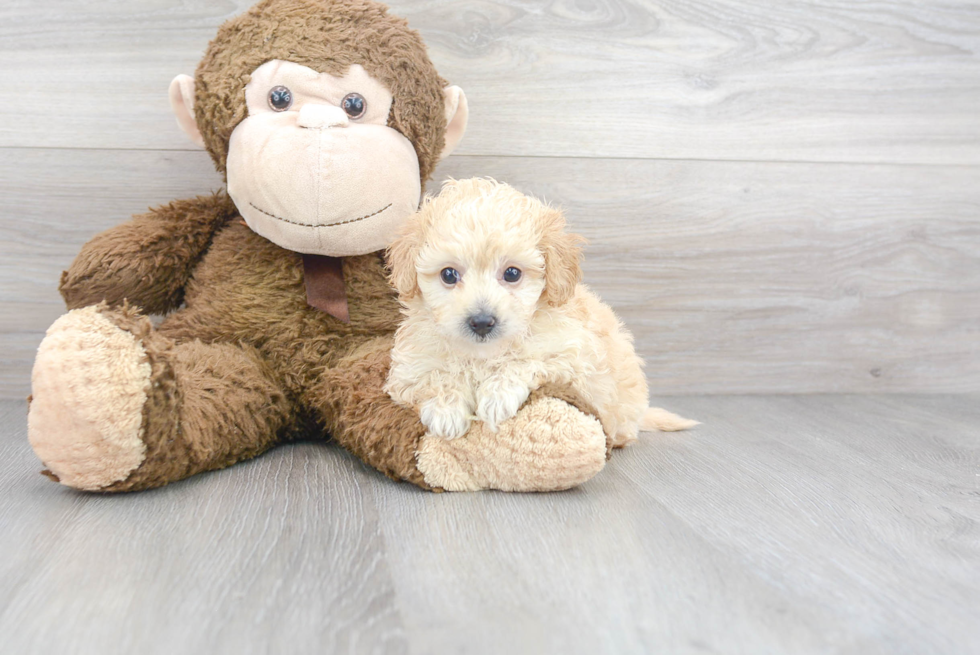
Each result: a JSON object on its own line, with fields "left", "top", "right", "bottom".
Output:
{"left": 386, "top": 178, "right": 694, "bottom": 446}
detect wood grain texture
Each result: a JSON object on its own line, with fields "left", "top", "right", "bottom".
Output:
{"left": 3, "top": 147, "right": 978, "bottom": 397}
{"left": 0, "top": 401, "right": 409, "bottom": 654}
{"left": 434, "top": 157, "right": 980, "bottom": 395}
{"left": 1, "top": 0, "right": 979, "bottom": 164}
{"left": 2, "top": 395, "right": 979, "bottom": 653}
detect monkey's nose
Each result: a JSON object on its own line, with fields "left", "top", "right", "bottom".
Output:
{"left": 467, "top": 313, "right": 497, "bottom": 338}
{"left": 297, "top": 104, "right": 349, "bottom": 129}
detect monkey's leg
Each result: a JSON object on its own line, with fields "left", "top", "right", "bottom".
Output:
{"left": 28, "top": 304, "right": 295, "bottom": 492}
{"left": 310, "top": 336, "right": 608, "bottom": 492}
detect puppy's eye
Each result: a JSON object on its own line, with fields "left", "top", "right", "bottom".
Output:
{"left": 268, "top": 86, "right": 293, "bottom": 111}
{"left": 342, "top": 93, "right": 366, "bottom": 119}
{"left": 440, "top": 268, "right": 461, "bottom": 285}
{"left": 503, "top": 267, "right": 522, "bottom": 283}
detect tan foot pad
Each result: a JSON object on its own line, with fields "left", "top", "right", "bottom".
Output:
{"left": 416, "top": 396, "right": 607, "bottom": 492}
{"left": 28, "top": 306, "right": 151, "bottom": 491}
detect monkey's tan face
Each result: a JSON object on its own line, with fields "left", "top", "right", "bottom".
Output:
{"left": 226, "top": 60, "right": 422, "bottom": 257}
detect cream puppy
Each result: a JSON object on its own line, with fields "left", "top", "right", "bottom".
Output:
{"left": 385, "top": 178, "right": 696, "bottom": 444}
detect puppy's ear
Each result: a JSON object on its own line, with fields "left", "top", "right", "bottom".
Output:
{"left": 539, "top": 208, "right": 585, "bottom": 307}
{"left": 386, "top": 216, "right": 424, "bottom": 300}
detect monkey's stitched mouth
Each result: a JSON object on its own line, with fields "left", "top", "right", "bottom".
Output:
{"left": 249, "top": 202, "right": 392, "bottom": 228}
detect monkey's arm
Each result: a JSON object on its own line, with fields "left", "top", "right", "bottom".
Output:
{"left": 60, "top": 192, "right": 239, "bottom": 313}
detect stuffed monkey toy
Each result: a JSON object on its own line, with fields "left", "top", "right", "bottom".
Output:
{"left": 27, "top": 0, "right": 610, "bottom": 493}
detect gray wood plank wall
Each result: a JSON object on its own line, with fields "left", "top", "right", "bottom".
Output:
{"left": 1, "top": 0, "right": 979, "bottom": 397}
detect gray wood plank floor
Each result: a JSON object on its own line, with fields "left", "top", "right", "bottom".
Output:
{"left": 2, "top": 395, "right": 978, "bottom": 654}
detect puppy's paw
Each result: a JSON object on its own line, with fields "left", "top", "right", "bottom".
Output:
{"left": 476, "top": 378, "right": 531, "bottom": 432}
{"left": 420, "top": 398, "right": 472, "bottom": 440}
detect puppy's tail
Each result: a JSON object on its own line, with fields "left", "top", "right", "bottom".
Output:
{"left": 641, "top": 407, "right": 699, "bottom": 432}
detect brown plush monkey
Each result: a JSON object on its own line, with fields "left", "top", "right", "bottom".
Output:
{"left": 27, "top": 0, "right": 609, "bottom": 492}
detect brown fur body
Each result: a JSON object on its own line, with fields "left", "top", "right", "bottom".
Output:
{"left": 34, "top": 0, "right": 610, "bottom": 492}
{"left": 59, "top": 190, "right": 430, "bottom": 490}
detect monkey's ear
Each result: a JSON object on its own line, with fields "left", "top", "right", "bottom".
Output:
{"left": 169, "top": 74, "right": 206, "bottom": 148}
{"left": 439, "top": 86, "right": 468, "bottom": 161}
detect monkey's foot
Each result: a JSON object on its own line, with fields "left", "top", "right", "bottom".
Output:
{"left": 415, "top": 395, "right": 607, "bottom": 492}
{"left": 28, "top": 306, "right": 151, "bottom": 491}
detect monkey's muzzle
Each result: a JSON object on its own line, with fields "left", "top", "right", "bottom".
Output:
{"left": 226, "top": 113, "right": 422, "bottom": 257}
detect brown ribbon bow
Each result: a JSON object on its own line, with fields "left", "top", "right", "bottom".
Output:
{"left": 302, "top": 254, "right": 350, "bottom": 323}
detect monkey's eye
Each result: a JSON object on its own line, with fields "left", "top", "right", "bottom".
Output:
{"left": 342, "top": 93, "right": 367, "bottom": 119}
{"left": 440, "top": 268, "right": 461, "bottom": 286}
{"left": 268, "top": 86, "right": 293, "bottom": 112}
{"left": 503, "top": 267, "right": 522, "bottom": 283}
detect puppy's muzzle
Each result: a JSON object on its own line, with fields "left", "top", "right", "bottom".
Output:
{"left": 467, "top": 312, "right": 497, "bottom": 338}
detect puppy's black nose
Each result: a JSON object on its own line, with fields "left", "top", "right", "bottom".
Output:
{"left": 467, "top": 313, "right": 496, "bottom": 337}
